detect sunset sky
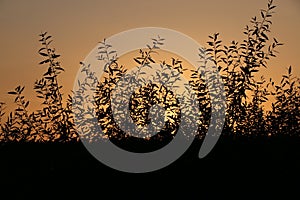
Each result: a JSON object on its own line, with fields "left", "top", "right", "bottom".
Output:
{"left": 0, "top": 0, "right": 299, "bottom": 112}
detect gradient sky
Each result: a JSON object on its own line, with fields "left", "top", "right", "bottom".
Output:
{"left": 0, "top": 0, "right": 299, "bottom": 112}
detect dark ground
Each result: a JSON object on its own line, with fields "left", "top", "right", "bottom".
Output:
{"left": 0, "top": 135, "right": 299, "bottom": 199}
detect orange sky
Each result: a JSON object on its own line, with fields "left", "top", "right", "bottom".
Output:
{"left": 0, "top": 0, "right": 299, "bottom": 113}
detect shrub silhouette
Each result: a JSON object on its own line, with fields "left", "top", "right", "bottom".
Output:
{"left": 266, "top": 66, "right": 300, "bottom": 136}
{"left": 1, "top": 33, "right": 77, "bottom": 142}
{"left": 0, "top": 0, "right": 299, "bottom": 143}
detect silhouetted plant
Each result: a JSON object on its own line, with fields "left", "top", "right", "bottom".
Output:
{"left": 267, "top": 66, "right": 300, "bottom": 136}
{"left": 0, "top": 33, "right": 76, "bottom": 142}
{"left": 202, "top": 0, "right": 283, "bottom": 136}
{"left": 244, "top": 76, "right": 269, "bottom": 137}
{"left": 0, "top": 102, "right": 5, "bottom": 127}
{"left": 33, "top": 32, "right": 77, "bottom": 142}
{"left": 93, "top": 37, "right": 183, "bottom": 142}
{"left": 188, "top": 47, "right": 211, "bottom": 138}
{"left": 0, "top": 0, "right": 299, "bottom": 143}
{"left": 0, "top": 102, "right": 8, "bottom": 141}
{"left": 7, "top": 86, "right": 35, "bottom": 141}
